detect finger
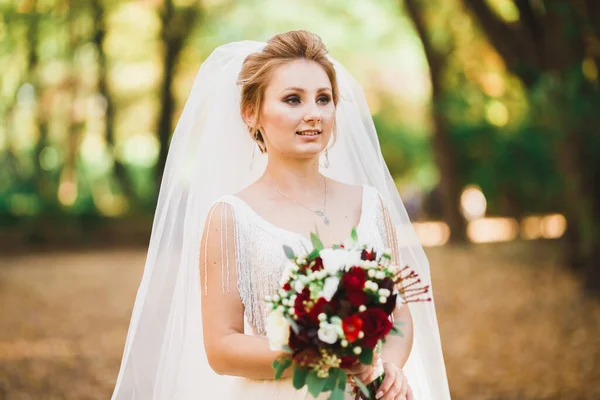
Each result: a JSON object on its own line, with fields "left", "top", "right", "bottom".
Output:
{"left": 398, "top": 375, "right": 409, "bottom": 397}
{"left": 380, "top": 370, "right": 403, "bottom": 400}
{"left": 406, "top": 385, "right": 414, "bottom": 400}
{"left": 376, "top": 365, "right": 400, "bottom": 399}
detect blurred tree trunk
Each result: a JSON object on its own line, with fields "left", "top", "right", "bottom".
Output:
{"left": 24, "top": 0, "right": 53, "bottom": 202}
{"left": 155, "top": 0, "right": 201, "bottom": 187}
{"left": 90, "top": 0, "right": 136, "bottom": 203}
{"left": 403, "top": 0, "right": 468, "bottom": 243}
{"left": 463, "top": 0, "right": 600, "bottom": 293}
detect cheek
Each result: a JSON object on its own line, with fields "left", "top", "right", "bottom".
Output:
{"left": 263, "top": 103, "right": 302, "bottom": 130}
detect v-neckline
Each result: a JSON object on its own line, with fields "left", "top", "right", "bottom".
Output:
{"left": 227, "top": 184, "right": 368, "bottom": 246}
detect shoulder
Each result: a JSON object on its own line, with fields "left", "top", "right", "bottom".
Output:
{"left": 203, "top": 199, "right": 237, "bottom": 233}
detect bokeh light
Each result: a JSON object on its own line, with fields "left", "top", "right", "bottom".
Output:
{"left": 460, "top": 185, "right": 487, "bottom": 221}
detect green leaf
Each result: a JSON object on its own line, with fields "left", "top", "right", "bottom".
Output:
{"left": 353, "top": 376, "right": 370, "bottom": 398}
{"left": 359, "top": 347, "right": 373, "bottom": 365}
{"left": 337, "top": 369, "right": 347, "bottom": 391}
{"left": 283, "top": 245, "right": 296, "bottom": 260}
{"left": 351, "top": 227, "right": 358, "bottom": 241}
{"left": 273, "top": 357, "right": 292, "bottom": 380}
{"left": 330, "top": 388, "right": 345, "bottom": 400}
{"left": 310, "top": 232, "right": 324, "bottom": 252}
{"left": 306, "top": 370, "right": 328, "bottom": 398}
{"left": 391, "top": 321, "right": 405, "bottom": 337}
{"left": 324, "top": 369, "right": 337, "bottom": 392}
{"left": 390, "top": 326, "right": 405, "bottom": 337}
{"left": 307, "top": 249, "right": 320, "bottom": 260}
{"left": 292, "top": 365, "right": 309, "bottom": 389}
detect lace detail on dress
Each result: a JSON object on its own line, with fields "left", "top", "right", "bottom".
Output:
{"left": 205, "top": 184, "right": 392, "bottom": 336}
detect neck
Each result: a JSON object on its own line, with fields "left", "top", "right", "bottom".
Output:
{"left": 261, "top": 154, "right": 323, "bottom": 196}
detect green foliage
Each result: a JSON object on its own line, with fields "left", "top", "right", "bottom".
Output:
{"left": 272, "top": 357, "right": 292, "bottom": 380}
{"left": 358, "top": 347, "right": 373, "bottom": 365}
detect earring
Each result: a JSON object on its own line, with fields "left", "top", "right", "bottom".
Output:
{"left": 249, "top": 142, "right": 256, "bottom": 170}
{"left": 320, "top": 147, "right": 330, "bottom": 169}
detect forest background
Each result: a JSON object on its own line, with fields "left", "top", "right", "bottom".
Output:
{"left": 1, "top": 0, "right": 599, "bottom": 399}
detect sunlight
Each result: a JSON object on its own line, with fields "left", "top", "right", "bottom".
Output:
{"left": 467, "top": 217, "right": 519, "bottom": 243}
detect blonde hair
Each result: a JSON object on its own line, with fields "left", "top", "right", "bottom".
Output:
{"left": 238, "top": 30, "right": 339, "bottom": 153}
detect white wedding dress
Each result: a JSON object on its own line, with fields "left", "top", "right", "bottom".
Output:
{"left": 111, "top": 40, "right": 451, "bottom": 400}
{"left": 204, "top": 184, "right": 434, "bottom": 399}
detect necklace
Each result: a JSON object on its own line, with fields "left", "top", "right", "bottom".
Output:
{"left": 264, "top": 177, "right": 330, "bottom": 226}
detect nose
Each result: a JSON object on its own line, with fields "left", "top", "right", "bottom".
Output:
{"left": 303, "top": 101, "right": 322, "bottom": 123}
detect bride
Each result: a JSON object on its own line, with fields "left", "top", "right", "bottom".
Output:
{"left": 111, "top": 30, "right": 450, "bottom": 400}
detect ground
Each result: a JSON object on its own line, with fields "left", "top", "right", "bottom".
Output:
{"left": 0, "top": 241, "right": 598, "bottom": 399}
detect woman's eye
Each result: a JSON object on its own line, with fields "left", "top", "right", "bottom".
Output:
{"left": 285, "top": 96, "right": 300, "bottom": 105}
{"left": 317, "top": 96, "right": 331, "bottom": 104}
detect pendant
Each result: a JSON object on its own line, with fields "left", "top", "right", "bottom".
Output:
{"left": 315, "top": 211, "right": 330, "bottom": 226}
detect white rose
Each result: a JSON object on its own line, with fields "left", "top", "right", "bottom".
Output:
{"left": 319, "top": 249, "right": 345, "bottom": 275}
{"left": 345, "top": 250, "right": 363, "bottom": 269}
{"left": 322, "top": 276, "right": 340, "bottom": 301}
{"left": 317, "top": 322, "right": 338, "bottom": 344}
{"left": 265, "top": 310, "right": 290, "bottom": 351}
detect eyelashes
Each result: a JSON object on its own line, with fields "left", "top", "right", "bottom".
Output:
{"left": 283, "top": 95, "right": 331, "bottom": 106}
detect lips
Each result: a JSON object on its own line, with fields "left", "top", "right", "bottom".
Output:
{"left": 296, "top": 130, "right": 321, "bottom": 136}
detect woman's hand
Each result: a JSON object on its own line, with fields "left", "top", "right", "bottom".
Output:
{"left": 374, "top": 361, "right": 413, "bottom": 400}
{"left": 344, "top": 354, "right": 382, "bottom": 386}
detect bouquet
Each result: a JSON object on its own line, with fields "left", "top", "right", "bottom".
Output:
{"left": 265, "top": 228, "right": 430, "bottom": 400}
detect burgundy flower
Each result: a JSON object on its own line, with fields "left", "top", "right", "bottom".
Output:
{"left": 361, "top": 249, "right": 376, "bottom": 261}
{"left": 310, "top": 257, "right": 324, "bottom": 272}
{"left": 342, "top": 267, "right": 367, "bottom": 293}
{"left": 359, "top": 308, "right": 392, "bottom": 348}
{"left": 342, "top": 314, "right": 363, "bottom": 342}
{"left": 288, "top": 329, "right": 308, "bottom": 351}
{"left": 294, "top": 288, "right": 311, "bottom": 320}
{"left": 346, "top": 290, "right": 367, "bottom": 307}
{"left": 340, "top": 355, "right": 358, "bottom": 369}
{"left": 308, "top": 297, "right": 328, "bottom": 323}
{"left": 282, "top": 282, "right": 291, "bottom": 291}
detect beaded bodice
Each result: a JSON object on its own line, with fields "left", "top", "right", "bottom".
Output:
{"left": 210, "top": 184, "right": 391, "bottom": 336}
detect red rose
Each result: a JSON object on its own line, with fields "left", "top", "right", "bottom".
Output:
{"left": 359, "top": 308, "right": 392, "bottom": 348}
{"left": 346, "top": 290, "right": 367, "bottom": 307}
{"left": 340, "top": 355, "right": 357, "bottom": 369}
{"left": 342, "top": 267, "right": 367, "bottom": 293}
{"left": 342, "top": 314, "right": 363, "bottom": 342}
{"left": 282, "top": 282, "right": 291, "bottom": 291}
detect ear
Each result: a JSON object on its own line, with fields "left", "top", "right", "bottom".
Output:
{"left": 242, "top": 106, "right": 258, "bottom": 129}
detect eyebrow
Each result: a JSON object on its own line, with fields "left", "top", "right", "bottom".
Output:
{"left": 281, "top": 87, "right": 332, "bottom": 93}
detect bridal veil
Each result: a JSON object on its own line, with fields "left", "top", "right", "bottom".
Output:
{"left": 111, "top": 39, "right": 450, "bottom": 399}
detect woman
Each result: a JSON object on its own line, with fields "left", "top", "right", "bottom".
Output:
{"left": 111, "top": 30, "right": 450, "bottom": 400}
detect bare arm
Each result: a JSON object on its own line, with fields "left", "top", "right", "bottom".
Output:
{"left": 382, "top": 303, "right": 414, "bottom": 367}
{"left": 199, "top": 202, "right": 290, "bottom": 379}
{"left": 378, "top": 193, "right": 414, "bottom": 368}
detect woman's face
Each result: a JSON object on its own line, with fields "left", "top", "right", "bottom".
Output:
{"left": 258, "top": 59, "right": 335, "bottom": 159}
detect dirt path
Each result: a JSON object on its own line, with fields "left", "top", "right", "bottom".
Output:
{"left": 0, "top": 242, "right": 598, "bottom": 399}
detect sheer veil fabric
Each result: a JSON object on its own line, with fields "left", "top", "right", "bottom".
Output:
{"left": 111, "top": 40, "right": 450, "bottom": 399}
